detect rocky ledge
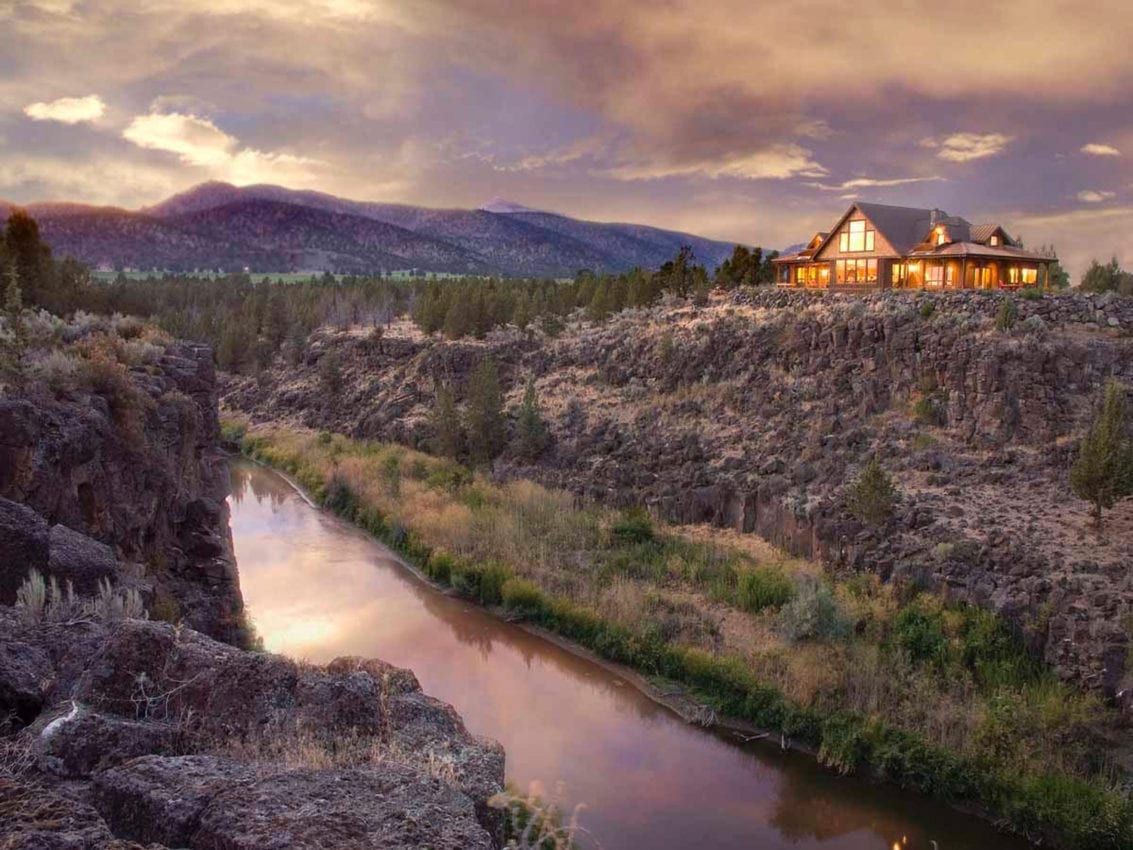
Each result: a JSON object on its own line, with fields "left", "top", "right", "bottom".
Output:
{"left": 0, "top": 609, "right": 505, "bottom": 849}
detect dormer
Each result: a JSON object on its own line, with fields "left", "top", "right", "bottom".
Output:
{"left": 806, "top": 232, "right": 828, "bottom": 251}
{"left": 971, "top": 224, "right": 1014, "bottom": 247}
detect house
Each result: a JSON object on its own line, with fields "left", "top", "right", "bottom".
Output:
{"left": 772, "top": 203, "right": 1055, "bottom": 291}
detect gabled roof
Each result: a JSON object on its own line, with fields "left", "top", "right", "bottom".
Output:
{"left": 969, "top": 224, "right": 1015, "bottom": 246}
{"left": 817, "top": 202, "right": 973, "bottom": 256}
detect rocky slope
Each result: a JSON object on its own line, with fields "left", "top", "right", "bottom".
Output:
{"left": 223, "top": 288, "right": 1133, "bottom": 706}
{"left": 1, "top": 329, "right": 506, "bottom": 849}
{"left": 0, "top": 612, "right": 504, "bottom": 849}
{"left": 1, "top": 181, "right": 739, "bottom": 276}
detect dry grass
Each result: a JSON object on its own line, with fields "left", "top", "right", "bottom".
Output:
{"left": 240, "top": 423, "right": 1116, "bottom": 782}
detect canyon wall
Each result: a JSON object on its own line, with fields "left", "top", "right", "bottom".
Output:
{"left": 224, "top": 289, "right": 1133, "bottom": 703}
{"left": 0, "top": 341, "right": 244, "bottom": 643}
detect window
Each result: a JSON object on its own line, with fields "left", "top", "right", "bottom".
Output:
{"left": 1022, "top": 268, "right": 1037, "bottom": 285}
{"left": 891, "top": 262, "right": 906, "bottom": 285}
{"left": 838, "top": 219, "right": 875, "bottom": 253}
{"left": 835, "top": 258, "right": 878, "bottom": 284}
{"left": 989, "top": 234, "right": 1000, "bottom": 247}
{"left": 926, "top": 265, "right": 945, "bottom": 287}
{"left": 934, "top": 227, "right": 947, "bottom": 247}
{"left": 1009, "top": 267, "right": 1019, "bottom": 285}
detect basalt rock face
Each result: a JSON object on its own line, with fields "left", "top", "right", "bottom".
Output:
{"left": 0, "top": 342, "right": 243, "bottom": 643}
{"left": 0, "top": 616, "right": 504, "bottom": 850}
{"left": 224, "top": 289, "right": 1133, "bottom": 702}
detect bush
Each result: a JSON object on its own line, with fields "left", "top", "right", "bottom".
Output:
{"left": 919, "top": 300, "right": 936, "bottom": 319}
{"left": 501, "top": 577, "right": 545, "bottom": 614}
{"left": 995, "top": 297, "right": 1018, "bottom": 331}
{"left": 611, "top": 509, "right": 655, "bottom": 545}
{"left": 1019, "top": 286, "right": 1043, "bottom": 301}
{"left": 846, "top": 458, "right": 897, "bottom": 525}
{"left": 735, "top": 567, "right": 795, "bottom": 613}
{"left": 912, "top": 394, "right": 942, "bottom": 426}
{"left": 893, "top": 605, "right": 947, "bottom": 664}
{"left": 778, "top": 582, "right": 852, "bottom": 643}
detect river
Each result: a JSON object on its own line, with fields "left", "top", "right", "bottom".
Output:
{"left": 227, "top": 459, "right": 1028, "bottom": 850}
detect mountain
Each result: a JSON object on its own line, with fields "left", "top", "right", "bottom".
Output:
{"left": 1, "top": 182, "right": 741, "bottom": 277}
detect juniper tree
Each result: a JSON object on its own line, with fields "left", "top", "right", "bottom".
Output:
{"left": 514, "top": 376, "right": 549, "bottom": 461}
{"left": 1070, "top": 379, "right": 1133, "bottom": 530}
{"left": 465, "top": 357, "right": 505, "bottom": 466}
{"left": 846, "top": 458, "right": 898, "bottom": 525}
{"left": 430, "top": 383, "right": 463, "bottom": 460}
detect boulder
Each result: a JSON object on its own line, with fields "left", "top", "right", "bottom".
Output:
{"left": 0, "top": 620, "right": 53, "bottom": 726}
{"left": 93, "top": 755, "right": 256, "bottom": 848}
{"left": 47, "top": 524, "right": 121, "bottom": 596}
{"left": 34, "top": 708, "right": 181, "bottom": 779}
{"left": 0, "top": 496, "right": 50, "bottom": 604}
{"left": 192, "top": 765, "right": 495, "bottom": 850}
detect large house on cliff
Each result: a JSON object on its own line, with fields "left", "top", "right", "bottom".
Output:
{"left": 772, "top": 203, "right": 1055, "bottom": 291}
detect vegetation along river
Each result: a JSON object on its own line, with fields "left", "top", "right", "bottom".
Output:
{"left": 227, "top": 459, "right": 1031, "bottom": 850}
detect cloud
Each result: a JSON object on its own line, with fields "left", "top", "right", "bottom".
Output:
{"left": 606, "top": 144, "right": 828, "bottom": 181}
{"left": 922, "top": 133, "right": 1012, "bottom": 163}
{"left": 23, "top": 94, "right": 105, "bottom": 124}
{"left": 808, "top": 175, "right": 946, "bottom": 191}
{"left": 1080, "top": 143, "right": 1121, "bottom": 157}
{"left": 121, "top": 110, "right": 321, "bottom": 185}
{"left": 1077, "top": 189, "right": 1116, "bottom": 203}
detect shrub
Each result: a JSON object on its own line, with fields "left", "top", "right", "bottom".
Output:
{"left": 779, "top": 582, "right": 852, "bottom": 643}
{"left": 846, "top": 458, "right": 897, "bottom": 525}
{"left": 611, "top": 509, "right": 655, "bottom": 545}
{"left": 1019, "top": 286, "right": 1043, "bottom": 301}
{"left": 912, "top": 394, "right": 942, "bottom": 426}
{"left": 893, "top": 605, "right": 947, "bottom": 664}
{"left": 1021, "top": 314, "right": 1048, "bottom": 335}
{"left": 15, "top": 570, "right": 47, "bottom": 625}
{"left": 735, "top": 567, "right": 795, "bottom": 613}
{"left": 501, "top": 577, "right": 544, "bottom": 614}
{"left": 995, "top": 297, "right": 1018, "bottom": 331}
{"left": 919, "top": 300, "right": 936, "bottom": 319}
{"left": 29, "top": 349, "right": 81, "bottom": 395}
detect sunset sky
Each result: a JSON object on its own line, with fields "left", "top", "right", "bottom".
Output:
{"left": 2, "top": 0, "right": 1131, "bottom": 278}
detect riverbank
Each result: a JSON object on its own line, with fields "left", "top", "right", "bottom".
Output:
{"left": 227, "top": 420, "right": 1133, "bottom": 850}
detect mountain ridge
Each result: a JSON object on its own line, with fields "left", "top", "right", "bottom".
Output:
{"left": 0, "top": 182, "right": 742, "bottom": 277}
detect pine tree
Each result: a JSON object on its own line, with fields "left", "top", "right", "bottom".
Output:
{"left": 319, "top": 349, "right": 344, "bottom": 397}
{"left": 514, "top": 376, "right": 549, "bottom": 461}
{"left": 846, "top": 458, "right": 898, "bottom": 525}
{"left": 586, "top": 280, "right": 612, "bottom": 322}
{"left": 430, "top": 383, "right": 463, "bottom": 460}
{"left": 1070, "top": 379, "right": 1133, "bottom": 530}
{"left": 465, "top": 357, "right": 505, "bottom": 466}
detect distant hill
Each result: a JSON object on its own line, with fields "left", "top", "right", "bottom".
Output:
{"left": 0, "top": 182, "right": 742, "bottom": 277}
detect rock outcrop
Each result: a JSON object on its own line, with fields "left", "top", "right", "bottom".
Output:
{"left": 0, "top": 613, "right": 504, "bottom": 849}
{"left": 224, "top": 288, "right": 1133, "bottom": 700}
{"left": 0, "top": 342, "right": 243, "bottom": 643}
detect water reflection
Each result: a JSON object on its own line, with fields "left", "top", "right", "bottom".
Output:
{"left": 228, "top": 460, "right": 1029, "bottom": 850}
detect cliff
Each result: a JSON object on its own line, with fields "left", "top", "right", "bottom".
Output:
{"left": 223, "top": 288, "right": 1133, "bottom": 705}
{"left": 0, "top": 317, "right": 506, "bottom": 848}
{"left": 0, "top": 339, "right": 243, "bottom": 643}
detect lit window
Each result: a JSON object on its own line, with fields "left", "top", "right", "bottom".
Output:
{"left": 1008, "top": 267, "right": 1020, "bottom": 284}
{"left": 835, "top": 258, "right": 877, "bottom": 283}
{"left": 926, "top": 265, "right": 945, "bottom": 287}
{"left": 934, "top": 227, "right": 947, "bottom": 247}
{"left": 989, "top": 234, "right": 1000, "bottom": 247}
{"left": 891, "top": 262, "right": 905, "bottom": 285}
{"left": 1022, "top": 268, "right": 1037, "bottom": 285}
{"left": 839, "top": 220, "right": 875, "bottom": 253}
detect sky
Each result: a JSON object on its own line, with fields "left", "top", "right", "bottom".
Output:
{"left": 1, "top": 0, "right": 1131, "bottom": 279}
